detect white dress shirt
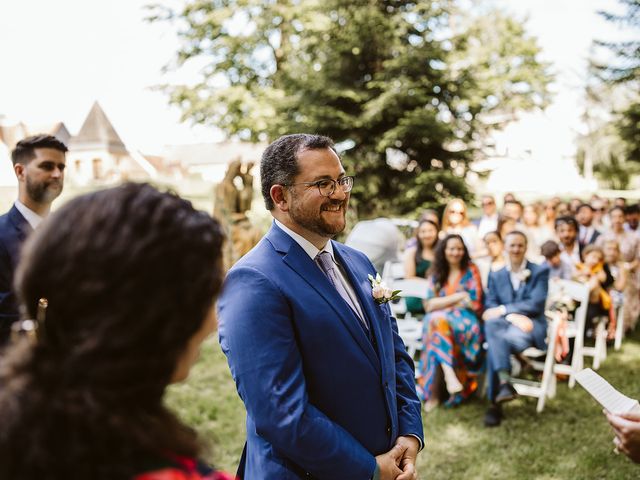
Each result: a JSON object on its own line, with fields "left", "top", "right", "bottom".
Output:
{"left": 14, "top": 200, "right": 43, "bottom": 229}
{"left": 274, "top": 220, "right": 365, "bottom": 320}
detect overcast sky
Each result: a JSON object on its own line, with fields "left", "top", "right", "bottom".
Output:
{"left": 0, "top": 0, "right": 626, "bottom": 156}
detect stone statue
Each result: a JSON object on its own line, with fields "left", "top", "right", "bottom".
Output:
{"left": 214, "top": 158, "right": 261, "bottom": 268}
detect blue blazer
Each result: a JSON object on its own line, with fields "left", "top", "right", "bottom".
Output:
{"left": 218, "top": 223, "right": 423, "bottom": 480}
{"left": 0, "top": 205, "right": 31, "bottom": 343}
{"left": 485, "top": 261, "right": 549, "bottom": 350}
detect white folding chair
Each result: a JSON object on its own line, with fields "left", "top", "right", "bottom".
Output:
{"left": 547, "top": 279, "right": 590, "bottom": 387}
{"left": 614, "top": 301, "right": 625, "bottom": 351}
{"left": 389, "top": 278, "right": 431, "bottom": 374}
{"left": 510, "top": 311, "right": 563, "bottom": 413}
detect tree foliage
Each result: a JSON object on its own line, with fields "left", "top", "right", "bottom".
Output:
{"left": 148, "top": 0, "right": 552, "bottom": 217}
{"left": 593, "top": 0, "right": 640, "bottom": 174}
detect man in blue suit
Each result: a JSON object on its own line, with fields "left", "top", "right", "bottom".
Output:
{"left": 218, "top": 134, "right": 423, "bottom": 480}
{"left": 0, "top": 135, "right": 67, "bottom": 345}
{"left": 482, "top": 230, "right": 549, "bottom": 427}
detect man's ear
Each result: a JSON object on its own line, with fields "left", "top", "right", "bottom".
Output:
{"left": 14, "top": 163, "right": 25, "bottom": 181}
{"left": 270, "top": 184, "right": 289, "bottom": 212}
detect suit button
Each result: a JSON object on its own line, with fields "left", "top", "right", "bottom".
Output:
{"left": 386, "top": 426, "right": 391, "bottom": 435}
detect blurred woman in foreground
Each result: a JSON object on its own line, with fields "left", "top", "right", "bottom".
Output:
{"left": 0, "top": 183, "right": 233, "bottom": 480}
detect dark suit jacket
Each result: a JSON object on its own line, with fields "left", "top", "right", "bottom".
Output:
{"left": 0, "top": 205, "right": 31, "bottom": 343}
{"left": 218, "top": 223, "right": 423, "bottom": 479}
{"left": 485, "top": 261, "right": 550, "bottom": 350}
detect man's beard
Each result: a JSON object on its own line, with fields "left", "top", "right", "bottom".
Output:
{"left": 288, "top": 195, "right": 347, "bottom": 238}
{"left": 26, "top": 177, "right": 63, "bottom": 203}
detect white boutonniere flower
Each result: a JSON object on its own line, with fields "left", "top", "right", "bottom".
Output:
{"left": 518, "top": 269, "right": 532, "bottom": 283}
{"left": 368, "top": 273, "right": 401, "bottom": 305}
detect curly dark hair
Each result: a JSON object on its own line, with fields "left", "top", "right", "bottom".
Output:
{"left": 11, "top": 134, "right": 68, "bottom": 165}
{"left": 260, "top": 133, "right": 336, "bottom": 210}
{"left": 428, "top": 234, "right": 471, "bottom": 290}
{"left": 0, "top": 183, "right": 225, "bottom": 479}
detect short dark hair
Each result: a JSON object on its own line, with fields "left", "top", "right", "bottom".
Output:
{"left": 11, "top": 134, "right": 68, "bottom": 166}
{"left": 0, "top": 183, "right": 225, "bottom": 478}
{"left": 624, "top": 204, "right": 640, "bottom": 215}
{"left": 577, "top": 203, "right": 594, "bottom": 213}
{"left": 554, "top": 215, "right": 578, "bottom": 231}
{"left": 505, "top": 229, "right": 528, "bottom": 246}
{"left": 260, "top": 134, "right": 336, "bottom": 210}
{"left": 541, "top": 240, "right": 561, "bottom": 259}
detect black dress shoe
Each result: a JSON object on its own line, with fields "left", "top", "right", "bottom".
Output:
{"left": 484, "top": 404, "right": 502, "bottom": 427}
{"left": 495, "top": 382, "right": 518, "bottom": 404}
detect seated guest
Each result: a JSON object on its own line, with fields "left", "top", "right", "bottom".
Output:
{"left": 502, "top": 199, "right": 523, "bottom": 223}
{"left": 624, "top": 203, "right": 640, "bottom": 235}
{"left": 596, "top": 206, "right": 640, "bottom": 331}
{"left": 0, "top": 183, "right": 232, "bottom": 480}
{"left": 603, "top": 239, "right": 630, "bottom": 303}
{"left": 555, "top": 216, "right": 581, "bottom": 273}
{"left": 416, "top": 234, "right": 484, "bottom": 412}
{"left": 540, "top": 240, "right": 572, "bottom": 280}
{"left": 573, "top": 245, "right": 614, "bottom": 339}
{"left": 476, "top": 231, "right": 506, "bottom": 288}
{"left": 441, "top": 198, "right": 480, "bottom": 256}
{"left": 403, "top": 219, "right": 439, "bottom": 314}
{"left": 497, "top": 214, "right": 517, "bottom": 240}
{"left": 482, "top": 230, "right": 549, "bottom": 427}
{"left": 476, "top": 194, "right": 499, "bottom": 239}
{"left": 404, "top": 209, "right": 440, "bottom": 249}
{"left": 521, "top": 204, "right": 551, "bottom": 262}
{"left": 576, "top": 203, "right": 601, "bottom": 248}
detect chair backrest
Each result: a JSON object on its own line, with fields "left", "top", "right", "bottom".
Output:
{"left": 382, "top": 260, "right": 406, "bottom": 284}
{"left": 393, "top": 278, "right": 431, "bottom": 299}
{"left": 546, "top": 278, "right": 590, "bottom": 338}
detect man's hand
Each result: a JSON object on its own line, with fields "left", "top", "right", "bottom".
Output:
{"left": 483, "top": 305, "right": 505, "bottom": 321}
{"left": 394, "top": 435, "right": 420, "bottom": 480}
{"left": 505, "top": 313, "right": 533, "bottom": 333}
{"left": 375, "top": 444, "right": 406, "bottom": 480}
{"left": 606, "top": 411, "right": 640, "bottom": 463}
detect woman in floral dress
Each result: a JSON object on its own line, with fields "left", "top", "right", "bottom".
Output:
{"left": 417, "top": 234, "right": 484, "bottom": 411}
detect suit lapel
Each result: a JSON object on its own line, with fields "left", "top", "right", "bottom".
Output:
{"left": 267, "top": 226, "right": 380, "bottom": 373}
{"left": 8, "top": 205, "right": 32, "bottom": 242}
{"left": 501, "top": 267, "right": 515, "bottom": 304}
{"left": 333, "top": 243, "right": 385, "bottom": 357}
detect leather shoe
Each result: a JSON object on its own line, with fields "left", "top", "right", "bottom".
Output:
{"left": 484, "top": 404, "right": 502, "bottom": 427}
{"left": 495, "top": 382, "right": 518, "bottom": 404}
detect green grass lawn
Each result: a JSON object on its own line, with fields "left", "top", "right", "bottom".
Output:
{"left": 166, "top": 332, "right": 640, "bottom": 479}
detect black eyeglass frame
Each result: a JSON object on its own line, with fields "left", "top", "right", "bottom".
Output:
{"left": 284, "top": 176, "right": 355, "bottom": 197}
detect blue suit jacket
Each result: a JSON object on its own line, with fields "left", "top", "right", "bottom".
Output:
{"left": 0, "top": 205, "right": 31, "bottom": 343}
{"left": 485, "top": 261, "right": 549, "bottom": 350}
{"left": 218, "top": 223, "right": 423, "bottom": 480}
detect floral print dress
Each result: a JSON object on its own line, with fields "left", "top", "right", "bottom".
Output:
{"left": 416, "top": 263, "right": 484, "bottom": 406}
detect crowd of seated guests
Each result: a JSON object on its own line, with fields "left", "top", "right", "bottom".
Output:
{"left": 401, "top": 192, "right": 640, "bottom": 426}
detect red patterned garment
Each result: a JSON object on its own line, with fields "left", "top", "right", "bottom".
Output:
{"left": 134, "top": 455, "right": 235, "bottom": 480}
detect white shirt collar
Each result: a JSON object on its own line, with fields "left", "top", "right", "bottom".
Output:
{"left": 14, "top": 200, "right": 43, "bottom": 229}
{"left": 274, "top": 219, "right": 336, "bottom": 261}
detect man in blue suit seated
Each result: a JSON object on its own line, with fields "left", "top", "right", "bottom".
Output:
{"left": 218, "top": 134, "right": 424, "bottom": 480}
{"left": 0, "top": 135, "right": 67, "bottom": 345}
{"left": 482, "top": 230, "right": 549, "bottom": 427}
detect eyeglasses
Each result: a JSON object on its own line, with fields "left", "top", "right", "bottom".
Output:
{"left": 482, "top": 200, "right": 495, "bottom": 206}
{"left": 285, "top": 176, "right": 354, "bottom": 197}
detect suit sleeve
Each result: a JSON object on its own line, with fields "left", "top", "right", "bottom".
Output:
{"left": 504, "top": 267, "right": 549, "bottom": 319}
{"left": 218, "top": 266, "right": 376, "bottom": 480}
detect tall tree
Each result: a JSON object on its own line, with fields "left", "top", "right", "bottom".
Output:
{"left": 592, "top": 0, "right": 640, "bottom": 171}
{"left": 148, "top": 0, "right": 552, "bottom": 216}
